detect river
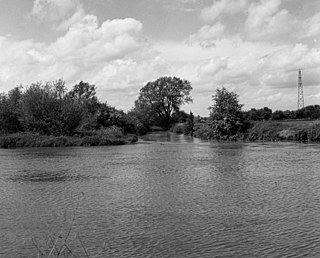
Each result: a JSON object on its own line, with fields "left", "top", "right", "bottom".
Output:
{"left": 0, "top": 132, "right": 320, "bottom": 257}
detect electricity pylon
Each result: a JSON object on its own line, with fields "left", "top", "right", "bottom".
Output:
{"left": 297, "top": 69, "right": 304, "bottom": 110}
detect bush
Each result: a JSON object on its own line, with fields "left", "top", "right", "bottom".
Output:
{"left": 171, "top": 124, "right": 185, "bottom": 134}
{"left": 193, "top": 123, "right": 217, "bottom": 140}
{"left": 248, "top": 121, "right": 282, "bottom": 141}
{"left": 0, "top": 125, "right": 139, "bottom": 148}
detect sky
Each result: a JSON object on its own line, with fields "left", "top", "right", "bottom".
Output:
{"left": 0, "top": 0, "right": 320, "bottom": 116}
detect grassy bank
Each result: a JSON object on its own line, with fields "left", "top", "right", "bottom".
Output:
{"left": 0, "top": 127, "right": 138, "bottom": 148}
{"left": 248, "top": 120, "right": 320, "bottom": 142}
{"left": 193, "top": 120, "right": 320, "bottom": 143}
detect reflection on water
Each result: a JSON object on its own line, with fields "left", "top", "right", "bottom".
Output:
{"left": 1, "top": 133, "right": 320, "bottom": 257}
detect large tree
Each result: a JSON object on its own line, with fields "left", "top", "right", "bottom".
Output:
{"left": 134, "top": 76, "right": 193, "bottom": 128}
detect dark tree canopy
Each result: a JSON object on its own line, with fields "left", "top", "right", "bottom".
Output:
{"left": 244, "top": 107, "right": 272, "bottom": 121}
{"left": 134, "top": 76, "right": 193, "bottom": 128}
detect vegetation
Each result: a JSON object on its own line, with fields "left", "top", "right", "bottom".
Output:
{"left": 194, "top": 87, "right": 248, "bottom": 140}
{"left": 248, "top": 120, "right": 320, "bottom": 142}
{"left": 192, "top": 86, "right": 320, "bottom": 143}
{"left": 132, "top": 76, "right": 193, "bottom": 129}
{"left": 32, "top": 193, "right": 108, "bottom": 257}
{"left": 243, "top": 105, "right": 320, "bottom": 121}
{"left": 1, "top": 76, "right": 320, "bottom": 145}
{"left": 0, "top": 79, "right": 137, "bottom": 148}
{"left": 170, "top": 111, "right": 194, "bottom": 135}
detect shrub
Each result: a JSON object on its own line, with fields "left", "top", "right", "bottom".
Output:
{"left": 193, "top": 123, "right": 216, "bottom": 140}
{"left": 171, "top": 124, "right": 185, "bottom": 134}
{"left": 248, "top": 121, "right": 283, "bottom": 141}
{"left": 81, "top": 136, "right": 100, "bottom": 146}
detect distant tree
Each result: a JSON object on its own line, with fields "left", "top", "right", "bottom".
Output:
{"left": 96, "top": 103, "right": 126, "bottom": 129}
{"left": 271, "top": 110, "right": 286, "bottom": 120}
{"left": 296, "top": 105, "right": 320, "bottom": 120}
{"left": 171, "top": 110, "right": 189, "bottom": 124}
{"left": 134, "top": 76, "right": 193, "bottom": 128}
{"left": 245, "top": 107, "right": 272, "bottom": 121}
{"left": 209, "top": 87, "right": 244, "bottom": 138}
{"left": 125, "top": 109, "right": 149, "bottom": 135}
{"left": 283, "top": 110, "right": 296, "bottom": 119}
{"left": 184, "top": 111, "right": 194, "bottom": 136}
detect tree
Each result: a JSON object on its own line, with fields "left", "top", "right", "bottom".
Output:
{"left": 209, "top": 87, "right": 244, "bottom": 138}
{"left": 184, "top": 111, "right": 194, "bottom": 136}
{"left": 171, "top": 110, "right": 189, "bottom": 124}
{"left": 0, "top": 86, "right": 23, "bottom": 133}
{"left": 134, "top": 76, "right": 193, "bottom": 128}
{"left": 21, "top": 82, "right": 62, "bottom": 134}
{"left": 68, "top": 81, "right": 99, "bottom": 115}
{"left": 244, "top": 107, "right": 272, "bottom": 121}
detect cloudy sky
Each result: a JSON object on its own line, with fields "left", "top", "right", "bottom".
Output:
{"left": 0, "top": 0, "right": 319, "bottom": 116}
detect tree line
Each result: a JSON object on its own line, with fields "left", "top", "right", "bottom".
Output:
{"left": 244, "top": 105, "right": 320, "bottom": 121}
{"left": 1, "top": 76, "right": 319, "bottom": 139}
{"left": 0, "top": 79, "right": 130, "bottom": 135}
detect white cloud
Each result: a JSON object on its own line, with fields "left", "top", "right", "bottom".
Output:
{"left": 2, "top": 0, "right": 320, "bottom": 115}
{"left": 0, "top": 15, "right": 159, "bottom": 103}
{"left": 30, "top": 0, "right": 79, "bottom": 23}
{"left": 201, "top": 0, "right": 248, "bottom": 23}
{"left": 1, "top": 1, "right": 174, "bottom": 111}
{"left": 188, "top": 22, "right": 225, "bottom": 47}
{"left": 49, "top": 16, "right": 146, "bottom": 63}
{"left": 152, "top": 31, "right": 320, "bottom": 113}
{"left": 302, "top": 12, "right": 320, "bottom": 38}
{"left": 244, "top": 0, "right": 296, "bottom": 41}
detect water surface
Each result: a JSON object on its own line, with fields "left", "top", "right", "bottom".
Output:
{"left": 1, "top": 132, "right": 320, "bottom": 257}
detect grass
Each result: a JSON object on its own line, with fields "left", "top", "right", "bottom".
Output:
{"left": 192, "top": 120, "right": 320, "bottom": 143}
{"left": 248, "top": 120, "right": 320, "bottom": 142}
{"left": 0, "top": 127, "right": 138, "bottom": 148}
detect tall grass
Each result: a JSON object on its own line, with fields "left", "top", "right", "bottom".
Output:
{"left": 192, "top": 120, "right": 320, "bottom": 143}
{"left": 248, "top": 120, "right": 320, "bottom": 142}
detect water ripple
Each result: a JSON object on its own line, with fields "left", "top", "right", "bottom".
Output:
{"left": 1, "top": 137, "right": 320, "bottom": 257}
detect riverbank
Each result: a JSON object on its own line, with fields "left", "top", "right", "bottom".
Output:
{"left": 248, "top": 120, "right": 320, "bottom": 142}
{"left": 193, "top": 120, "right": 320, "bottom": 143}
{"left": 0, "top": 130, "right": 138, "bottom": 148}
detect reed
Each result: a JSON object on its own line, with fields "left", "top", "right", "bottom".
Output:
{"left": 31, "top": 193, "right": 107, "bottom": 257}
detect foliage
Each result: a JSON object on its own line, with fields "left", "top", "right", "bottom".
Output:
{"left": 171, "top": 110, "right": 189, "bottom": 124}
{"left": 193, "top": 123, "right": 217, "bottom": 140}
{"left": 134, "top": 76, "right": 193, "bottom": 128}
{"left": 0, "top": 79, "right": 131, "bottom": 136}
{"left": 244, "top": 107, "right": 272, "bottom": 121}
{"left": 270, "top": 105, "right": 320, "bottom": 121}
{"left": 20, "top": 82, "right": 63, "bottom": 135}
{"left": 125, "top": 109, "right": 149, "bottom": 135}
{"left": 171, "top": 124, "right": 185, "bottom": 134}
{"left": 171, "top": 111, "right": 194, "bottom": 135}
{"left": 248, "top": 120, "right": 320, "bottom": 142}
{"left": 208, "top": 87, "right": 245, "bottom": 138}
{"left": 0, "top": 86, "right": 23, "bottom": 133}
{"left": 0, "top": 128, "right": 137, "bottom": 148}
{"left": 184, "top": 111, "right": 194, "bottom": 135}
{"left": 248, "top": 121, "right": 283, "bottom": 141}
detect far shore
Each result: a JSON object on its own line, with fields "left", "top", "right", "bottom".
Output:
{"left": 176, "top": 119, "right": 320, "bottom": 143}
{"left": 0, "top": 132, "right": 138, "bottom": 149}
